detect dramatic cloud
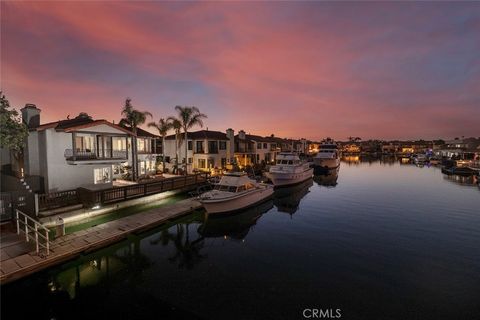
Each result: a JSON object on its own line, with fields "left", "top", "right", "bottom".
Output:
{"left": 1, "top": 1, "right": 479, "bottom": 140}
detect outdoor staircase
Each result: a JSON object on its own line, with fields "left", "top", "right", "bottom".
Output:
{"left": 19, "top": 178, "right": 33, "bottom": 193}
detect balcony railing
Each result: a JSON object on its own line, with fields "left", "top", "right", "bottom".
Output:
{"left": 236, "top": 148, "right": 254, "bottom": 153}
{"left": 64, "top": 149, "right": 128, "bottom": 161}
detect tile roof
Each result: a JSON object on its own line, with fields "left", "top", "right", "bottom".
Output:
{"left": 34, "top": 114, "right": 133, "bottom": 135}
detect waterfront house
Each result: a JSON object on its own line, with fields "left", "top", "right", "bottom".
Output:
{"left": 22, "top": 105, "right": 134, "bottom": 192}
{"left": 434, "top": 138, "right": 480, "bottom": 160}
{"left": 162, "top": 128, "right": 285, "bottom": 173}
{"left": 163, "top": 129, "right": 233, "bottom": 174}
{"left": 381, "top": 143, "right": 400, "bottom": 154}
{"left": 234, "top": 130, "right": 279, "bottom": 167}
{"left": 342, "top": 144, "right": 361, "bottom": 154}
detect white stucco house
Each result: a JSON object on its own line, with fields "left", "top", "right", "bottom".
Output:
{"left": 163, "top": 128, "right": 284, "bottom": 173}
{"left": 163, "top": 129, "right": 234, "bottom": 174}
{"left": 21, "top": 105, "right": 159, "bottom": 192}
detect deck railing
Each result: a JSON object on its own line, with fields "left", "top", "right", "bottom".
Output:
{"left": 79, "top": 172, "right": 210, "bottom": 207}
{"left": 38, "top": 189, "right": 79, "bottom": 212}
{"left": 15, "top": 209, "right": 50, "bottom": 256}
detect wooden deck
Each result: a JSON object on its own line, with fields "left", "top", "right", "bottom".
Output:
{"left": 0, "top": 198, "right": 202, "bottom": 285}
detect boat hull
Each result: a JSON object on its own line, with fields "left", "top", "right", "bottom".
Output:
{"left": 200, "top": 187, "right": 274, "bottom": 214}
{"left": 312, "top": 158, "right": 340, "bottom": 172}
{"left": 265, "top": 168, "right": 314, "bottom": 187}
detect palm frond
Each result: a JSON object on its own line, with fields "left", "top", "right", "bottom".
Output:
{"left": 118, "top": 118, "right": 131, "bottom": 128}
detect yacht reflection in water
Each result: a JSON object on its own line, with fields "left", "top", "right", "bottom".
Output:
{"left": 443, "top": 172, "right": 480, "bottom": 188}
{"left": 313, "top": 167, "right": 339, "bottom": 187}
{"left": 342, "top": 155, "right": 360, "bottom": 165}
{"left": 198, "top": 199, "right": 274, "bottom": 240}
{"left": 273, "top": 179, "right": 313, "bottom": 215}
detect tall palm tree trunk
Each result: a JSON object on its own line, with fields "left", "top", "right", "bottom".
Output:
{"left": 162, "top": 136, "right": 166, "bottom": 173}
{"left": 131, "top": 135, "right": 138, "bottom": 180}
{"left": 132, "top": 127, "right": 140, "bottom": 181}
{"left": 184, "top": 127, "right": 188, "bottom": 175}
{"left": 175, "top": 133, "right": 179, "bottom": 174}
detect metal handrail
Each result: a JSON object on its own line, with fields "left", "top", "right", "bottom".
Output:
{"left": 15, "top": 209, "right": 50, "bottom": 256}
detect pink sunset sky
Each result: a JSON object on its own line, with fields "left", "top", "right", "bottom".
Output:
{"left": 1, "top": 1, "right": 479, "bottom": 141}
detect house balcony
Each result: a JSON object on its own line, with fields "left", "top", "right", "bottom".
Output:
{"left": 235, "top": 148, "right": 254, "bottom": 154}
{"left": 64, "top": 149, "right": 128, "bottom": 164}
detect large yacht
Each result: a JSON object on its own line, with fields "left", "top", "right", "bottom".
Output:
{"left": 198, "top": 172, "right": 274, "bottom": 214}
{"left": 313, "top": 139, "right": 340, "bottom": 173}
{"left": 265, "top": 152, "right": 313, "bottom": 187}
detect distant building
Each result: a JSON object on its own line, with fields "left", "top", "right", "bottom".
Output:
{"left": 342, "top": 144, "right": 361, "bottom": 154}
{"left": 163, "top": 129, "right": 232, "bottom": 174}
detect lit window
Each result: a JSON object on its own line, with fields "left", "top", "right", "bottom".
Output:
{"left": 94, "top": 167, "right": 111, "bottom": 184}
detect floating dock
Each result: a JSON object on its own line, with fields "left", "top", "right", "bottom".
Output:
{"left": 0, "top": 198, "right": 202, "bottom": 285}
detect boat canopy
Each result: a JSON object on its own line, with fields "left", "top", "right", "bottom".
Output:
{"left": 215, "top": 172, "right": 255, "bottom": 190}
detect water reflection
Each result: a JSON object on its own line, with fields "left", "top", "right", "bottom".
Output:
{"left": 198, "top": 200, "right": 273, "bottom": 240}
{"left": 273, "top": 179, "right": 313, "bottom": 215}
{"left": 342, "top": 155, "right": 360, "bottom": 165}
{"left": 443, "top": 173, "right": 480, "bottom": 187}
{"left": 313, "top": 168, "right": 339, "bottom": 187}
{"left": 150, "top": 220, "right": 206, "bottom": 270}
{"left": 3, "top": 160, "right": 480, "bottom": 320}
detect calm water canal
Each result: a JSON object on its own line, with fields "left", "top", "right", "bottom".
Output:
{"left": 2, "top": 157, "right": 480, "bottom": 320}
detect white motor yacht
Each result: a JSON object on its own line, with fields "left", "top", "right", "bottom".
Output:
{"left": 265, "top": 153, "right": 313, "bottom": 187}
{"left": 198, "top": 172, "right": 274, "bottom": 214}
{"left": 313, "top": 139, "right": 341, "bottom": 172}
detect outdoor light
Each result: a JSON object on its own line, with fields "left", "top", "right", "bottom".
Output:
{"left": 92, "top": 205, "right": 101, "bottom": 210}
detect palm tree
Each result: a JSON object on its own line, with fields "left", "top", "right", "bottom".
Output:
{"left": 167, "top": 116, "right": 182, "bottom": 174}
{"left": 174, "top": 106, "right": 207, "bottom": 174}
{"left": 119, "top": 98, "right": 152, "bottom": 180}
{"left": 148, "top": 118, "right": 172, "bottom": 173}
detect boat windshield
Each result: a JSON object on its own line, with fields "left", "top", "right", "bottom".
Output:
{"left": 214, "top": 185, "right": 238, "bottom": 192}
{"left": 276, "top": 160, "right": 295, "bottom": 165}
{"left": 214, "top": 183, "right": 256, "bottom": 193}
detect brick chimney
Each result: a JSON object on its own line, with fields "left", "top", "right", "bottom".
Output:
{"left": 21, "top": 104, "right": 41, "bottom": 128}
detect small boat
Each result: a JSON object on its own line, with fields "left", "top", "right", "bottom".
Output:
{"left": 265, "top": 152, "right": 313, "bottom": 187}
{"left": 198, "top": 172, "right": 274, "bottom": 214}
{"left": 313, "top": 139, "right": 340, "bottom": 173}
{"left": 428, "top": 157, "right": 441, "bottom": 165}
{"left": 414, "top": 154, "right": 427, "bottom": 164}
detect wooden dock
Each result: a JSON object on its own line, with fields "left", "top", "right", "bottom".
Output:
{"left": 0, "top": 198, "right": 202, "bottom": 285}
